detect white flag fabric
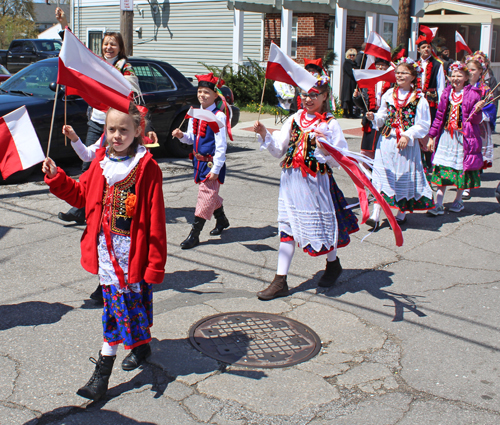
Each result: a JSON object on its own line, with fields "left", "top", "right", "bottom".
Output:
{"left": 365, "top": 32, "right": 392, "bottom": 62}
{"left": 186, "top": 107, "right": 225, "bottom": 133}
{"left": 0, "top": 106, "right": 45, "bottom": 179}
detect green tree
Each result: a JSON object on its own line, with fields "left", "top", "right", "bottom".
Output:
{"left": 0, "top": 0, "right": 35, "bottom": 18}
{"left": 0, "top": 15, "right": 37, "bottom": 48}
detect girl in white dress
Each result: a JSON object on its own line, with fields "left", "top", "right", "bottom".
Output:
{"left": 366, "top": 59, "right": 434, "bottom": 227}
{"left": 253, "top": 75, "right": 358, "bottom": 300}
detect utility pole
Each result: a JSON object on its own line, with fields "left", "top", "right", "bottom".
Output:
{"left": 397, "top": 0, "right": 412, "bottom": 52}
{"left": 120, "top": 0, "right": 134, "bottom": 56}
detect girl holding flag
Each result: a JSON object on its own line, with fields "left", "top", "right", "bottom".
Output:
{"left": 253, "top": 73, "right": 359, "bottom": 300}
{"left": 42, "top": 103, "right": 167, "bottom": 402}
{"left": 427, "top": 62, "right": 485, "bottom": 215}
{"left": 172, "top": 73, "right": 231, "bottom": 249}
{"left": 365, "top": 58, "right": 434, "bottom": 227}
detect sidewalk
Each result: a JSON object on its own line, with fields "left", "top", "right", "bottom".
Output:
{"left": 233, "top": 111, "right": 363, "bottom": 139}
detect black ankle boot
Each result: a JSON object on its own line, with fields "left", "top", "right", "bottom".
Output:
{"left": 76, "top": 352, "right": 115, "bottom": 401}
{"left": 210, "top": 206, "right": 230, "bottom": 236}
{"left": 180, "top": 216, "right": 206, "bottom": 249}
{"left": 58, "top": 207, "right": 86, "bottom": 225}
{"left": 89, "top": 282, "right": 103, "bottom": 305}
{"left": 122, "top": 343, "right": 152, "bottom": 371}
{"left": 317, "top": 258, "right": 343, "bottom": 287}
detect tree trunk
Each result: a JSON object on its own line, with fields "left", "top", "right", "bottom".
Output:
{"left": 120, "top": 10, "right": 133, "bottom": 56}
{"left": 397, "top": 0, "right": 412, "bottom": 52}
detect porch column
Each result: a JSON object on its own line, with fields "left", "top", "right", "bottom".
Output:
{"left": 232, "top": 9, "right": 244, "bottom": 71}
{"left": 480, "top": 23, "right": 493, "bottom": 58}
{"left": 409, "top": 16, "right": 419, "bottom": 60}
{"left": 281, "top": 7, "right": 293, "bottom": 56}
{"left": 332, "top": 4, "right": 347, "bottom": 99}
{"left": 364, "top": 12, "right": 377, "bottom": 40}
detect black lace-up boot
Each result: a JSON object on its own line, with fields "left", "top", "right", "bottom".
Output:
{"left": 76, "top": 352, "right": 115, "bottom": 401}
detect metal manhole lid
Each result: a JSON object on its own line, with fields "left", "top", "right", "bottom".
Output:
{"left": 189, "top": 312, "right": 321, "bottom": 368}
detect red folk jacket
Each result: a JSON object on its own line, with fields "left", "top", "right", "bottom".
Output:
{"left": 45, "top": 149, "right": 167, "bottom": 284}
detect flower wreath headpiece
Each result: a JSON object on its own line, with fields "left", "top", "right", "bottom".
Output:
{"left": 394, "top": 57, "right": 422, "bottom": 75}
{"left": 449, "top": 61, "right": 468, "bottom": 73}
{"left": 311, "top": 72, "right": 330, "bottom": 87}
{"left": 465, "top": 50, "right": 488, "bottom": 71}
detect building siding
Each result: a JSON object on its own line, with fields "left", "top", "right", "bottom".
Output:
{"left": 74, "top": 0, "right": 262, "bottom": 78}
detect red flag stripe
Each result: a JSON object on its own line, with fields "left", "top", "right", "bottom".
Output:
{"left": 364, "top": 44, "right": 392, "bottom": 62}
{"left": 265, "top": 61, "right": 300, "bottom": 87}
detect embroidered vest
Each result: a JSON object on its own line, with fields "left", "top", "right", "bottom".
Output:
{"left": 102, "top": 165, "right": 138, "bottom": 236}
{"left": 381, "top": 98, "right": 419, "bottom": 137}
{"left": 282, "top": 119, "right": 331, "bottom": 175}
{"left": 444, "top": 101, "right": 462, "bottom": 132}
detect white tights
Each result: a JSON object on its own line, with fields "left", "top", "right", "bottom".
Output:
{"left": 371, "top": 203, "right": 406, "bottom": 221}
{"left": 435, "top": 186, "right": 463, "bottom": 206}
{"left": 102, "top": 341, "right": 118, "bottom": 356}
{"left": 276, "top": 240, "right": 337, "bottom": 276}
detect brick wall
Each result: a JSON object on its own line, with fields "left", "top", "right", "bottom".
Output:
{"left": 345, "top": 16, "right": 366, "bottom": 52}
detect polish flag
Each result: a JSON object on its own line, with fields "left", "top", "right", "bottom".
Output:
{"left": 364, "top": 55, "right": 376, "bottom": 70}
{"left": 455, "top": 31, "right": 472, "bottom": 55}
{"left": 0, "top": 106, "right": 45, "bottom": 179}
{"left": 57, "top": 28, "right": 133, "bottom": 113}
{"left": 364, "top": 32, "right": 392, "bottom": 62}
{"left": 265, "top": 42, "right": 318, "bottom": 92}
{"left": 185, "top": 107, "right": 225, "bottom": 134}
{"left": 353, "top": 67, "right": 396, "bottom": 89}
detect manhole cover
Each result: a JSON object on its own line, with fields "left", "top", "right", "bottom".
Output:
{"left": 189, "top": 312, "right": 321, "bottom": 368}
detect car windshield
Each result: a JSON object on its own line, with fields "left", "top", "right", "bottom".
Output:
{"left": 33, "top": 40, "right": 62, "bottom": 52}
{"left": 0, "top": 64, "right": 9, "bottom": 75}
{"left": 0, "top": 61, "right": 57, "bottom": 97}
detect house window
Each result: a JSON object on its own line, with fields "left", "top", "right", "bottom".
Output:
{"left": 491, "top": 30, "right": 497, "bottom": 62}
{"left": 383, "top": 22, "right": 394, "bottom": 47}
{"left": 87, "top": 28, "right": 106, "bottom": 55}
{"left": 379, "top": 15, "right": 397, "bottom": 48}
{"left": 291, "top": 17, "right": 298, "bottom": 58}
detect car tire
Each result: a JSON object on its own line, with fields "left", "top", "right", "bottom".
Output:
{"left": 164, "top": 114, "right": 191, "bottom": 158}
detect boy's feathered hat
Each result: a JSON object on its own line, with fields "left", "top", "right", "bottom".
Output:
{"left": 416, "top": 25, "right": 435, "bottom": 47}
{"left": 195, "top": 73, "right": 225, "bottom": 91}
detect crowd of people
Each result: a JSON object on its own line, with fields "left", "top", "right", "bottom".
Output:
{"left": 42, "top": 13, "right": 497, "bottom": 403}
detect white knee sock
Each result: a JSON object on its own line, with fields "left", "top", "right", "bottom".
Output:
{"left": 102, "top": 341, "right": 118, "bottom": 356}
{"left": 371, "top": 203, "right": 382, "bottom": 221}
{"left": 436, "top": 186, "right": 446, "bottom": 206}
{"left": 276, "top": 240, "right": 295, "bottom": 276}
{"left": 326, "top": 247, "right": 337, "bottom": 262}
{"left": 395, "top": 210, "right": 406, "bottom": 220}
{"left": 455, "top": 189, "right": 464, "bottom": 203}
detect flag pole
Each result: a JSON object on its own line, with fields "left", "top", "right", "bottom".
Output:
{"left": 64, "top": 90, "right": 67, "bottom": 146}
{"left": 254, "top": 79, "right": 267, "bottom": 142}
{"left": 47, "top": 84, "right": 60, "bottom": 158}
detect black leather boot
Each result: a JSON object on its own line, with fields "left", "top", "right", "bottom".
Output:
{"left": 257, "top": 275, "right": 289, "bottom": 300}
{"left": 58, "top": 207, "right": 86, "bottom": 225}
{"left": 89, "top": 282, "right": 103, "bottom": 305}
{"left": 76, "top": 352, "right": 115, "bottom": 401}
{"left": 122, "top": 343, "right": 152, "bottom": 371}
{"left": 317, "top": 258, "right": 343, "bottom": 287}
{"left": 180, "top": 216, "right": 206, "bottom": 249}
{"left": 210, "top": 206, "right": 230, "bottom": 236}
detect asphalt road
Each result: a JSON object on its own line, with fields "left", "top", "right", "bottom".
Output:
{"left": 1, "top": 126, "right": 500, "bottom": 424}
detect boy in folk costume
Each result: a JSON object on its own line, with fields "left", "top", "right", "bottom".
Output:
{"left": 416, "top": 27, "right": 446, "bottom": 172}
{"left": 353, "top": 58, "right": 393, "bottom": 160}
{"left": 172, "top": 73, "right": 231, "bottom": 249}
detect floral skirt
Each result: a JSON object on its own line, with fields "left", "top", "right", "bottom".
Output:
{"left": 382, "top": 193, "right": 434, "bottom": 212}
{"left": 102, "top": 281, "right": 153, "bottom": 350}
{"left": 431, "top": 165, "right": 481, "bottom": 190}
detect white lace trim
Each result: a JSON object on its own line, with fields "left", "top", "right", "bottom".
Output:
{"left": 100, "top": 145, "right": 147, "bottom": 186}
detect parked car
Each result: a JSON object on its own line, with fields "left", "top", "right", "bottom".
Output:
{"left": 0, "top": 64, "right": 11, "bottom": 82}
{"left": 0, "top": 57, "right": 239, "bottom": 183}
{"left": 1, "top": 39, "right": 62, "bottom": 73}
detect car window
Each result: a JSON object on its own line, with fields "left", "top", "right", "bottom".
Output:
{"left": 33, "top": 40, "right": 62, "bottom": 52}
{"left": 0, "top": 64, "right": 9, "bottom": 74}
{"left": 9, "top": 41, "right": 23, "bottom": 53}
{"left": 150, "top": 64, "right": 175, "bottom": 91}
{"left": 1, "top": 61, "right": 57, "bottom": 97}
{"left": 133, "top": 64, "right": 158, "bottom": 93}
{"left": 23, "top": 41, "right": 35, "bottom": 52}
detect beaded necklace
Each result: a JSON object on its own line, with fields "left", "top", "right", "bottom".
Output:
{"left": 106, "top": 149, "right": 133, "bottom": 162}
{"left": 448, "top": 89, "right": 463, "bottom": 137}
{"left": 299, "top": 110, "right": 320, "bottom": 128}
{"left": 391, "top": 87, "right": 413, "bottom": 142}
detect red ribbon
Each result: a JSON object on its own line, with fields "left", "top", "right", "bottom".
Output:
{"left": 321, "top": 144, "right": 404, "bottom": 247}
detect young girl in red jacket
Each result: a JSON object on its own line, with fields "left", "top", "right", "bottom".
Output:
{"left": 42, "top": 103, "right": 167, "bottom": 402}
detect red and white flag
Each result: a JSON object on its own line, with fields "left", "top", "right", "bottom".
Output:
{"left": 455, "top": 31, "right": 472, "bottom": 55}
{"left": 0, "top": 106, "right": 45, "bottom": 179}
{"left": 353, "top": 67, "right": 396, "bottom": 89}
{"left": 364, "top": 32, "right": 392, "bottom": 62}
{"left": 58, "top": 28, "right": 133, "bottom": 113}
{"left": 265, "top": 42, "right": 317, "bottom": 92}
{"left": 185, "top": 107, "right": 225, "bottom": 134}
{"left": 364, "top": 55, "right": 376, "bottom": 70}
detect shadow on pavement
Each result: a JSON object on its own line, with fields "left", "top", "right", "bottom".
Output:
{"left": 154, "top": 269, "right": 220, "bottom": 294}
{"left": 24, "top": 407, "right": 157, "bottom": 424}
{"left": 0, "top": 301, "right": 73, "bottom": 331}
{"left": 201, "top": 225, "right": 278, "bottom": 247}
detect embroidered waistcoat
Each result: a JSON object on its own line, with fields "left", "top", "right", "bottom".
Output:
{"left": 381, "top": 99, "right": 419, "bottom": 136}
{"left": 102, "top": 165, "right": 138, "bottom": 236}
{"left": 444, "top": 101, "right": 463, "bottom": 132}
{"left": 282, "top": 119, "right": 331, "bottom": 175}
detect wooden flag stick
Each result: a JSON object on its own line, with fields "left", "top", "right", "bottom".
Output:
{"left": 46, "top": 84, "right": 60, "bottom": 158}
{"left": 485, "top": 81, "right": 500, "bottom": 101}
{"left": 254, "top": 79, "right": 267, "bottom": 142}
{"left": 64, "top": 91, "right": 67, "bottom": 146}
{"left": 485, "top": 93, "right": 500, "bottom": 106}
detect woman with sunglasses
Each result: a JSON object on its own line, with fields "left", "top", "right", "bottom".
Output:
{"left": 253, "top": 75, "right": 358, "bottom": 300}
{"left": 365, "top": 59, "right": 434, "bottom": 227}
{"left": 341, "top": 48, "right": 358, "bottom": 118}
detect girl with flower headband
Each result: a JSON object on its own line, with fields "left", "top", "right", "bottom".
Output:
{"left": 42, "top": 102, "right": 167, "bottom": 401}
{"left": 172, "top": 72, "right": 231, "bottom": 249}
{"left": 366, "top": 58, "right": 435, "bottom": 227}
{"left": 427, "top": 61, "right": 486, "bottom": 215}
{"left": 252, "top": 74, "right": 359, "bottom": 300}
{"left": 461, "top": 56, "right": 496, "bottom": 200}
